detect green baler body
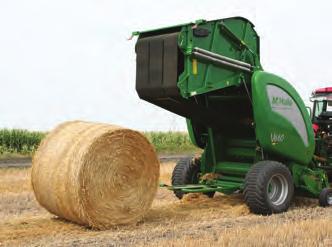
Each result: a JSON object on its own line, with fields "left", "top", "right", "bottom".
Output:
{"left": 135, "top": 17, "right": 328, "bottom": 197}
{"left": 252, "top": 71, "right": 315, "bottom": 165}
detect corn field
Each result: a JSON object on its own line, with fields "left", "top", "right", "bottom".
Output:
{"left": 144, "top": 131, "right": 198, "bottom": 153}
{"left": 0, "top": 129, "right": 197, "bottom": 157}
{"left": 0, "top": 129, "right": 45, "bottom": 155}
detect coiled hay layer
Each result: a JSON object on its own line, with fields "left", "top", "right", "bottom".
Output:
{"left": 31, "top": 121, "right": 160, "bottom": 229}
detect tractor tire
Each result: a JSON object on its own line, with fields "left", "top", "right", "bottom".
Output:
{"left": 171, "top": 157, "right": 215, "bottom": 199}
{"left": 319, "top": 188, "right": 332, "bottom": 207}
{"left": 244, "top": 161, "right": 294, "bottom": 215}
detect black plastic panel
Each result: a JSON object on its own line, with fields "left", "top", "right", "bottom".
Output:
{"left": 135, "top": 31, "right": 225, "bottom": 128}
{"left": 136, "top": 32, "right": 179, "bottom": 99}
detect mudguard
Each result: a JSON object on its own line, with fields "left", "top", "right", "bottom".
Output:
{"left": 251, "top": 71, "right": 315, "bottom": 165}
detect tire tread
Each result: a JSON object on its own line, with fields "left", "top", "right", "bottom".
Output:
{"left": 244, "top": 161, "right": 294, "bottom": 215}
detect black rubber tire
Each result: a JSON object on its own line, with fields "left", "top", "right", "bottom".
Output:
{"left": 171, "top": 157, "right": 215, "bottom": 199}
{"left": 319, "top": 188, "right": 332, "bottom": 207}
{"left": 204, "top": 191, "right": 216, "bottom": 198}
{"left": 244, "top": 161, "right": 294, "bottom": 215}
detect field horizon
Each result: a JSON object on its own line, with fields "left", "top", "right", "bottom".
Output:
{"left": 0, "top": 128, "right": 199, "bottom": 160}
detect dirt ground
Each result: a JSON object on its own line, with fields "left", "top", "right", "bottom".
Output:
{"left": 0, "top": 163, "right": 331, "bottom": 247}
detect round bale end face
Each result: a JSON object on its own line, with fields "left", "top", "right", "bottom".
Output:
{"left": 31, "top": 121, "right": 160, "bottom": 229}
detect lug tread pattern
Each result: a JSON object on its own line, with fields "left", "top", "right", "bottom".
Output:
{"left": 171, "top": 157, "right": 199, "bottom": 199}
{"left": 319, "top": 188, "right": 332, "bottom": 207}
{"left": 243, "top": 161, "right": 294, "bottom": 215}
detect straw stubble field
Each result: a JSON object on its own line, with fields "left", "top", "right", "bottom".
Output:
{"left": 0, "top": 162, "right": 332, "bottom": 247}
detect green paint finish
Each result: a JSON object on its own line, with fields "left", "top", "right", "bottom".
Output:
{"left": 290, "top": 163, "right": 329, "bottom": 196}
{"left": 177, "top": 17, "right": 260, "bottom": 98}
{"left": 186, "top": 119, "right": 200, "bottom": 147}
{"left": 225, "top": 147, "right": 256, "bottom": 159}
{"left": 226, "top": 139, "right": 256, "bottom": 148}
{"left": 163, "top": 179, "right": 243, "bottom": 194}
{"left": 215, "top": 162, "right": 251, "bottom": 176}
{"left": 200, "top": 138, "right": 217, "bottom": 174}
{"left": 251, "top": 71, "right": 315, "bottom": 165}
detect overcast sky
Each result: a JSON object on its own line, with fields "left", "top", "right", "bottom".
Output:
{"left": 1, "top": 0, "right": 332, "bottom": 131}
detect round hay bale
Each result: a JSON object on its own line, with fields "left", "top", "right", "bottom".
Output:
{"left": 31, "top": 121, "right": 160, "bottom": 229}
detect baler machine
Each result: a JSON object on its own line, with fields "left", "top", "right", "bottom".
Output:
{"left": 134, "top": 17, "right": 332, "bottom": 214}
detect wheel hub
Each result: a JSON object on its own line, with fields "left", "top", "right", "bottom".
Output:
{"left": 267, "top": 174, "right": 289, "bottom": 206}
{"left": 327, "top": 193, "right": 332, "bottom": 205}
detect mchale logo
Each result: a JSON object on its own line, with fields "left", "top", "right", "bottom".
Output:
{"left": 272, "top": 96, "right": 293, "bottom": 106}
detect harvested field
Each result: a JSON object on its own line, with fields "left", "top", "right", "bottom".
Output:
{"left": 0, "top": 163, "right": 332, "bottom": 247}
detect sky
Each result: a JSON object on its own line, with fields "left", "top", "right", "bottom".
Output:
{"left": 1, "top": 0, "right": 332, "bottom": 131}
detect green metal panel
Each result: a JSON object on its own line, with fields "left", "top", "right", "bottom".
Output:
{"left": 251, "top": 71, "right": 315, "bottom": 165}
{"left": 186, "top": 119, "right": 200, "bottom": 147}
{"left": 177, "top": 17, "right": 261, "bottom": 98}
{"left": 215, "top": 162, "right": 251, "bottom": 176}
{"left": 160, "top": 179, "right": 243, "bottom": 194}
{"left": 225, "top": 147, "right": 256, "bottom": 159}
{"left": 290, "top": 163, "right": 329, "bottom": 196}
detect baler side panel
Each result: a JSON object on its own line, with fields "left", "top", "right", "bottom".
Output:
{"left": 178, "top": 18, "right": 260, "bottom": 98}
{"left": 252, "top": 71, "right": 315, "bottom": 165}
